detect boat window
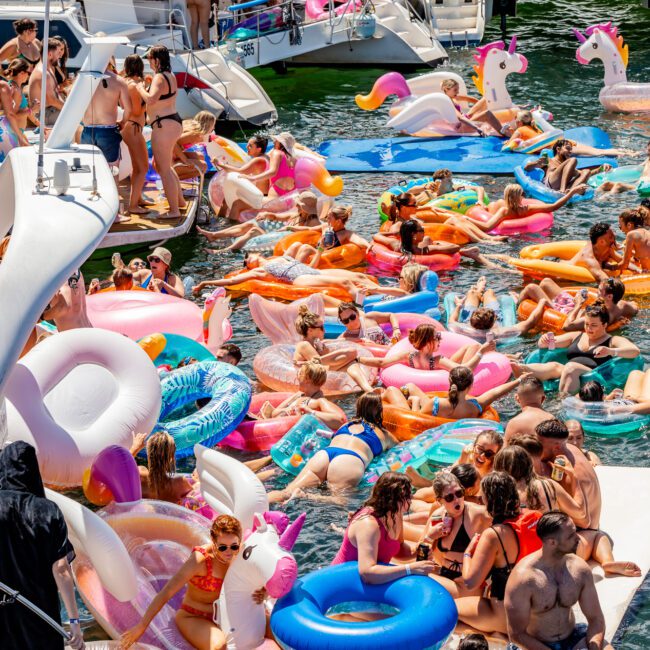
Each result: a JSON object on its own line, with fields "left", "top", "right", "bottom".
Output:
{"left": 0, "top": 19, "right": 83, "bottom": 60}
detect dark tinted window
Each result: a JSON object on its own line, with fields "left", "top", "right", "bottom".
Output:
{"left": 0, "top": 18, "right": 83, "bottom": 60}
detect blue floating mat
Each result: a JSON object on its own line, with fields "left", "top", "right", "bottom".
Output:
{"left": 318, "top": 127, "right": 616, "bottom": 175}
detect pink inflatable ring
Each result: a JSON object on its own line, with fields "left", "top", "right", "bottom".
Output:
{"left": 379, "top": 332, "right": 512, "bottom": 394}
{"left": 465, "top": 201, "right": 553, "bottom": 236}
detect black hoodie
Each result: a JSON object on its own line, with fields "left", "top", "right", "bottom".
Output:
{"left": 0, "top": 441, "right": 74, "bottom": 649}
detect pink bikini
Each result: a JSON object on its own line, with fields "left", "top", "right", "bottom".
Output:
{"left": 331, "top": 508, "right": 401, "bottom": 565}
{"left": 270, "top": 152, "right": 296, "bottom": 196}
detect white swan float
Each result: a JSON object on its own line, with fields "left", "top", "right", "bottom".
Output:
{"left": 574, "top": 22, "right": 650, "bottom": 113}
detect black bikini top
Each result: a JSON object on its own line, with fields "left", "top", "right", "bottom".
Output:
{"left": 158, "top": 72, "right": 176, "bottom": 100}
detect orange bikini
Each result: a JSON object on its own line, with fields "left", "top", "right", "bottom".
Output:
{"left": 180, "top": 546, "right": 224, "bottom": 620}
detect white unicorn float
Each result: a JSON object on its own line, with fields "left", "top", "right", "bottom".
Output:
{"left": 48, "top": 445, "right": 304, "bottom": 650}
{"left": 574, "top": 22, "right": 650, "bottom": 113}
{"left": 355, "top": 36, "right": 531, "bottom": 137}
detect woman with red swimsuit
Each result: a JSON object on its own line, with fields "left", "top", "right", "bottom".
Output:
{"left": 120, "top": 515, "right": 267, "bottom": 649}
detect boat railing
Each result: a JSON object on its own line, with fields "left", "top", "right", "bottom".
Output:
{"left": 395, "top": 0, "right": 439, "bottom": 47}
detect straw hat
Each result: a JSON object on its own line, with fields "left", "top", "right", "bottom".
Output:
{"left": 295, "top": 191, "right": 318, "bottom": 215}
{"left": 148, "top": 246, "right": 172, "bottom": 266}
{"left": 272, "top": 132, "right": 296, "bottom": 156}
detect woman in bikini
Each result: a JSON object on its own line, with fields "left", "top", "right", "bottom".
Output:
{"left": 136, "top": 246, "right": 185, "bottom": 297}
{"left": 0, "top": 61, "right": 30, "bottom": 153}
{"left": 136, "top": 45, "right": 185, "bottom": 219}
{"left": 441, "top": 78, "right": 504, "bottom": 136}
{"left": 0, "top": 18, "right": 41, "bottom": 71}
{"left": 120, "top": 515, "right": 268, "bottom": 649}
{"left": 268, "top": 393, "right": 398, "bottom": 502}
{"left": 4, "top": 59, "right": 32, "bottom": 132}
{"left": 336, "top": 301, "right": 400, "bottom": 347}
{"left": 246, "top": 132, "right": 298, "bottom": 199}
{"left": 120, "top": 54, "right": 150, "bottom": 215}
{"left": 173, "top": 111, "right": 217, "bottom": 180}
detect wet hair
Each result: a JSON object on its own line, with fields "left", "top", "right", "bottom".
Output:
{"left": 509, "top": 434, "right": 543, "bottom": 458}
{"left": 6, "top": 58, "right": 30, "bottom": 77}
{"left": 297, "top": 359, "right": 327, "bottom": 386}
{"left": 552, "top": 139, "right": 571, "bottom": 156}
{"left": 441, "top": 79, "right": 459, "bottom": 92}
{"left": 458, "top": 633, "right": 489, "bottom": 650}
{"left": 536, "top": 418, "right": 569, "bottom": 440}
{"left": 494, "top": 446, "right": 544, "bottom": 511}
{"left": 13, "top": 18, "right": 37, "bottom": 34}
{"left": 517, "top": 374, "right": 545, "bottom": 396}
{"left": 123, "top": 53, "right": 144, "bottom": 78}
{"left": 536, "top": 510, "right": 570, "bottom": 541}
{"left": 504, "top": 183, "right": 525, "bottom": 214}
{"left": 355, "top": 392, "right": 385, "bottom": 430}
{"left": 619, "top": 208, "right": 645, "bottom": 230}
{"left": 469, "top": 307, "right": 497, "bottom": 331}
{"left": 481, "top": 471, "right": 520, "bottom": 523}
{"left": 433, "top": 168, "right": 453, "bottom": 180}
{"left": 295, "top": 305, "right": 322, "bottom": 337}
{"left": 448, "top": 366, "right": 474, "bottom": 409}
{"left": 588, "top": 222, "right": 611, "bottom": 245}
{"left": 408, "top": 323, "right": 441, "bottom": 350}
{"left": 147, "top": 44, "right": 172, "bottom": 73}
{"left": 219, "top": 343, "right": 242, "bottom": 365}
{"left": 451, "top": 463, "right": 480, "bottom": 491}
{"left": 600, "top": 277, "right": 625, "bottom": 303}
{"left": 337, "top": 301, "right": 359, "bottom": 319}
{"left": 399, "top": 219, "right": 425, "bottom": 254}
{"left": 584, "top": 299, "right": 609, "bottom": 324}
{"left": 516, "top": 110, "right": 534, "bottom": 125}
{"left": 400, "top": 263, "right": 428, "bottom": 294}
{"left": 579, "top": 380, "right": 604, "bottom": 402}
{"left": 328, "top": 205, "right": 352, "bottom": 222}
{"left": 359, "top": 471, "right": 412, "bottom": 523}
{"left": 388, "top": 193, "right": 416, "bottom": 222}
{"left": 432, "top": 469, "right": 462, "bottom": 499}
{"left": 112, "top": 267, "right": 133, "bottom": 289}
{"left": 474, "top": 429, "right": 504, "bottom": 453}
{"left": 210, "top": 514, "right": 242, "bottom": 542}
{"left": 146, "top": 431, "right": 175, "bottom": 497}
{"left": 250, "top": 135, "right": 268, "bottom": 153}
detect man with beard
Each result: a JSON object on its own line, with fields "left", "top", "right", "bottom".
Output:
{"left": 505, "top": 511, "right": 611, "bottom": 650}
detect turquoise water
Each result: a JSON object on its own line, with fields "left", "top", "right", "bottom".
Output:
{"left": 80, "top": 0, "right": 650, "bottom": 645}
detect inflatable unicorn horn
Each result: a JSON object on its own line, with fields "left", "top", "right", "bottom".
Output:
{"left": 574, "top": 23, "right": 649, "bottom": 113}
{"left": 217, "top": 511, "right": 306, "bottom": 650}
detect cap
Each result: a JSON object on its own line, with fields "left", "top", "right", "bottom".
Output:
{"left": 148, "top": 246, "right": 172, "bottom": 266}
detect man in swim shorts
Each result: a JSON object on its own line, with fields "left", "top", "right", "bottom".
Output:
{"left": 504, "top": 375, "right": 553, "bottom": 443}
{"left": 80, "top": 61, "right": 132, "bottom": 166}
{"left": 505, "top": 511, "right": 611, "bottom": 650}
{"left": 27, "top": 38, "right": 66, "bottom": 127}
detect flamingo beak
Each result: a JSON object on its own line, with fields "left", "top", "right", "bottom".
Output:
{"left": 573, "top": 28, "right": 587, "bottom": 44}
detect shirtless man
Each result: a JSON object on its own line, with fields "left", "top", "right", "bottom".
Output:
{"left": 568, "top": 222, "right": 620, "bottom": 283}
{"left": 535, "top": 419, "right": 641, "bottom": 577}
{"left": 616, "top": 208, "right": 650, "bottom": 272}
{"left": 80, "top": 63, "right": 132, "bottom": 166}
{"left": 504, "top": 376, "right": 553, "bottom": 443}
{"left": 28, "top": 38, "right": 66, "bottom": 126}
{"left": 524, "top": 140, "right": 609, "bottom": 194}
{"left": 43, "top": 271, "right": 93, "bottom": 331}
{"left": 505, "top": 511, "right": 611, "bottom": 650}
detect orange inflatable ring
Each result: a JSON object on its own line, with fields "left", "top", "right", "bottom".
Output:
{"left": 382, "top": 394, "right": 499, "bottom": 441}
{"left": 378, "top": 221, "right": 471, "bottom": 245}
{"left": 273, "top": 231, "right": 366, "bottom": 270}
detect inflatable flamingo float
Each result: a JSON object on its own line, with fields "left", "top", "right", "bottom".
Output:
{"left": 355, "top": 37, "right": 529, "bottom": 137}
{"left": 574, "top": 23, "right": 650, "bottom": 113}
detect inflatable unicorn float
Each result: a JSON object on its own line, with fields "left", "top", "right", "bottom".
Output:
{"left": 50, "top": 444, "right": 304, "bottom": 650}
{"left": 354, "top": 36, "right": 558, "bottom": 143}
{"left": 574, "top": 22, "right": 650, "bottom": 113}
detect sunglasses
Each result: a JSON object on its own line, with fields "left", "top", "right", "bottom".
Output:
{"left": 216, "top": 543, "right": 240, "bottom": 552}
{"left": 340, "top": 313, "right": 358, "bottom": 324}
{"left": 132, "top": 261, "right": 146, "bottom": 268}
{"left": 442, "top": 489, "right": 464, "bottom": 503}
{"left": 148, "top": 256, "right": 161, "bottom": 263}
{"left": 474, "top": 446, "right": 496, "bottom": 460}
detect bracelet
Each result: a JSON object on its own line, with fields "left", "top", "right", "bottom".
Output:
{"left": 463, "top": 553, "right": 472, "bottom": 559}
{"left": 405, "top": 565, "right": 411, "bottom": 576}
{"left": 68, "top": 618, "right": 80, "bottom": 625}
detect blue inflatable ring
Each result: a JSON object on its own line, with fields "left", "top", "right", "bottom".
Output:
{"left": 271, "top": 562, "right": 457, "bottom": 650}
{"left": 154, "top": 360, "right": 252, "bottom": 458}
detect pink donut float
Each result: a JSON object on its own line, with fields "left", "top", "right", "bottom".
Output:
{"left": 466, "top": 201, "right": 553, "bottom": 235}
{"left": 254, "top": 341, "right": 377, "bottom": 397}
{"left": 87, "top": 291, "right": 232, "bottom": 343}
{"left": 367, "top": 243, "right": 461, "bottom": 275}
{"left": 379, "top": 332, "right": 512, "bottom": 394}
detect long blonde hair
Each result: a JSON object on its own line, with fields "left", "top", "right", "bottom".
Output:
{"left": 504, "top": 184, "right": 525, "bottom": 215}
{"left": 146, "top": 431, "right": 176, "bottom": 497}
{"left": 400, "top": 263, "right": 428, "bottom": 293}
{"left": 183, "top": 110, "right": 217, "bottom": 137}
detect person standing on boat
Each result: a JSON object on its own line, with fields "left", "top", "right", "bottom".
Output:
{"left": 0, "top": 18, "right": 41, "bottom": 70}
{"left": 505, "top": 511, "right": 611, "bottom": 650}
{"left": 3, "top": 59, "right": 33, "bottom": 132}
{"left": 0, "top": 63, "right": 30, "bottom": 158}
{"left": 135, "top": 45, "right": 186, "bottom": 220}
{"left": 187, "top": 0, "right": 213, "bottom": 48}
{"left": 27, "top": 38, "right": 66, "bottom": 127}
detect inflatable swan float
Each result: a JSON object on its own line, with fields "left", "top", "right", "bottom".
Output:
{"left": 574, "top": 23, "right": 650, "bottom": 113}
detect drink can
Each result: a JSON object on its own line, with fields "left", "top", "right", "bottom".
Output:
{"left": 580, "top": 288, "right": 589, "bottom": 300}
{"left": 551, "top": 457, "right": 566, "bottom": 481}
{"left": 416, "top": 543, "right": 430, "bottom": 562}
{"left": 547, "top": 332, "right": 556, "bottom": 350}
{"left": 485, "top": 331, "right": 495, "bottom": 344}
{"left": 443, "top": 515, "right": 453, "bottom": 531}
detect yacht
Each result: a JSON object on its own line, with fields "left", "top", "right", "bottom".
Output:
{"left": 0, "top": 0, "right": 277, "bottom": 126}
{"left": 420, "top": 0, "right": 491, "bottom": 47}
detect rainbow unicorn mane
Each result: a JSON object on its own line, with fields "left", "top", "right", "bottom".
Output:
{"left": 586, "top": 22, "right": 629, "bottom": 67}
{"left": 472, "top": 41, "right": 505, "bottom": 95}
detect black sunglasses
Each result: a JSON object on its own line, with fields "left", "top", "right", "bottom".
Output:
{"left": 442, "top": 489, "right": 464, "bottom": 503}
{"left": 340, "top": 313, "right": 358, "bottom": 324}
{"left": 217, "top": 543, "right": 240, "bottom": 552}
{"left": 148, "top": 256, "right": 161, "bottom": 263}
{"left": 474, "top": 446, "right": 496, "bottom": 460}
